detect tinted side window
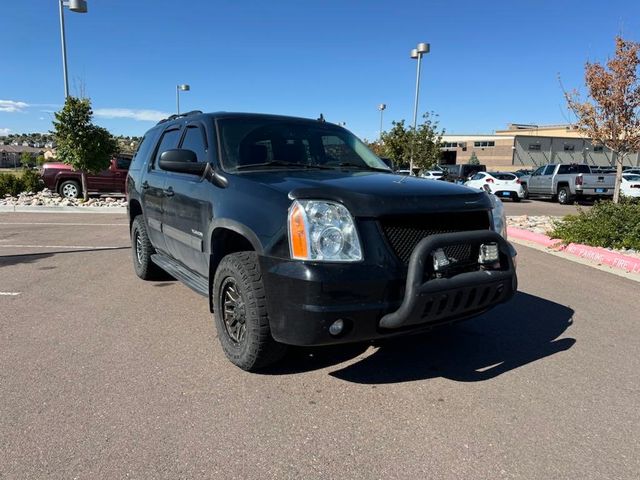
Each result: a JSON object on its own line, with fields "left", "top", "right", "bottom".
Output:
{"left": 116, "top": 157, "right": 132, "bottom": 170}
{"left": 180, "top": 126, "right": 207, "bottom": 163}
{"left": 131, "top": 131, "right": 159, "bottom": 170}
{"left": 154, "top": 128, "right": 182, "bottom": 168}
{"left": 532, "top": 167, "right": 544, "bottom": 176}
{"left": 543, "top": 165, "right": 556, "bottom": 175}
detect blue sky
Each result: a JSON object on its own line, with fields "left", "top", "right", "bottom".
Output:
{"left": 2, "top": 0, "right": 639, "bottom": 140}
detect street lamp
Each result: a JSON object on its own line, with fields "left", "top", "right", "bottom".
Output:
{"left": 378, "top": 103, "right": 386, "bottom": 141}
{"left": 176, "top": 84, "right": 190, "bottom": 114}
{"left": 58, "top": 0, "right": 88, "bottom": 98}
{"left": 409, "top": 42, "right": 430, "bottom": 175}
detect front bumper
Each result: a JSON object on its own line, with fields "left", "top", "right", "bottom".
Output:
{"left": 261, "top": 230, "right": 517, "bottom": 346}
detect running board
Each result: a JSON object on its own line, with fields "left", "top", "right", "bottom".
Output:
{"left": 151, "top": 254, "right": 208, "bottom": 297}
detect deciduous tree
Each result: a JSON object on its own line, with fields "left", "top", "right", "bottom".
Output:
{"left": 51, "top": 96, "right": 117, "bottom": 201}
{"left": 564, "top": 36, "right": 640, "bottom": 203}
{"left": 380, "top": 113, "right": 444, "bottom": 171}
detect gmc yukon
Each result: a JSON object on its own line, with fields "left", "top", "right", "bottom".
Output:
{"left": 127, "top": 111, "right": 518, "bottom": 371}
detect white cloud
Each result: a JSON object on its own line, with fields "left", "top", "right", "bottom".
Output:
{"left": 0, "top": 128, "right": 11, "bottom": 136}
{"left": 94, "top": 108, "right": 170, "bottom": 122}
{"left": 0, "top": 100, "right": 29, "bottom": 113}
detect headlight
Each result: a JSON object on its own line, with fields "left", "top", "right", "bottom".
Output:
{"left": 489, "top": 194, "right": 507, "bottom": 240}
{"left": 288, "top": 200, "right": 362, "bottom": 262}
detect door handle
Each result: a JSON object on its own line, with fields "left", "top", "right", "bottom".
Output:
{"left": 141, "top": 181, "right": 149, "bottom": 190}
{"left": 164, "top": 186, "right": 174, "bottom": 197}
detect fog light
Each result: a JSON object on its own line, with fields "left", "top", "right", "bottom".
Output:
{"left": 478, "top": 242, "right": 500, "bottom": 265}
{"left": 329, "top": 319, "right": 344, "bottom": 336}
{"left": 432, "top": 248, "right": 450, "bottom": 271}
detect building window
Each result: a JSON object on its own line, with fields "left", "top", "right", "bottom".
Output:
{"left": 593, "top": 145, "right": 604, "bottom": 152}
{"left": 473, "top": 141, "right": 495, "bottom": 148}
{"left": 528, "top": 144, "right": 541, "bottom": 151}
{"left": 563, "top": 145, "right": 575, "bottom": 151}
{"left": 443, "top": 142, "right": 458, "bottom": 148}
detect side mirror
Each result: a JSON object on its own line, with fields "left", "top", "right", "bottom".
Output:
{"left": 159, "top": 149, "right": 206, "bottom": 175}
{"left": 380, "top": 157, "right": 394, "bottom": 169}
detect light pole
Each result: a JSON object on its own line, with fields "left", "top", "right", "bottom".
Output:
{"left": 176, "top": 84, "right": 190, "bottom": 114}
{"left": 58, "top": 0, "right": 88, "bottom": 99}
{"left": 378, "top": 103, "right": 386, "bottom": 141}
{"left": 409, "top": 42, "right": 430, "bottom": 175}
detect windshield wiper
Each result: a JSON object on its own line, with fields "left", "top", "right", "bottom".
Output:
{"left": 235, "top": 160, "right": 334, "bottom": 171}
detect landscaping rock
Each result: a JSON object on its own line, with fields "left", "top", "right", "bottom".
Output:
{"left": 0, "top": 189, "right": 126, "bottom": 208}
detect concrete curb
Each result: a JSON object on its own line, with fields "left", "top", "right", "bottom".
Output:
{"left": 508, "top": 226, "right": 640, "bottom": 275}
{"left": 0, "top": 205, "right": 127, "bottom": 214}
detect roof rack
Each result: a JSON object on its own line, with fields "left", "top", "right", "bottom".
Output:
{"left": 156, "top": 110, "right": 203, "bottom": 125}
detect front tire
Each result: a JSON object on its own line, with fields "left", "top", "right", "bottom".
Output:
{"left": 131, "top": 216, "right": 163, "bottom": 280}
{"left": 213, "top": 252, "right": 287, "bottom": 371}
{"left": 59, "top": 180, "right": 80, "bottom": 199}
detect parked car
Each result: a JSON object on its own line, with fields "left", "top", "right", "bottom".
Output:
{"left": 127, "top": 111, "right": 518, "bottom": 371}
{"left": 420, "top": 170, "right": 445, "bottom": 180}
{"left": 394, "top": 168, "right": 420, "bottom": 176}
{"left": 621, "top": 174, "right": 640, "bottom": 198}
{"left": 41, "top": 155, "right": 132, "bottom": 198}
{"left": 525, "top": 163, "right": 616, "bottom": 204}
{"left": 465, "top": 172, "right": 525, "bottom": 202}
{"left": 441, "top": 164, "right": 486, "bottom": 183}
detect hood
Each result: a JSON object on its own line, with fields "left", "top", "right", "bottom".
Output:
{"left": 236, "top": 170, "right": 492, "bottom": 216}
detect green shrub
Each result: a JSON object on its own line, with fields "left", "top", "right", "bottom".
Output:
{"left": 20, "top": 168, "right": 43, "bottom": 194}
{"left": 0, "top": 169, "right": 43, "bottom": 196}
{"left": 550, "top": 198, "right": 640, "bottom": 250}
{"left": 0, "top": 173, "right": 25, "bottom": 196}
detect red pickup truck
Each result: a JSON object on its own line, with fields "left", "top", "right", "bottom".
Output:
{"left": 41, "top": 155, "right": 132, "bottom": 198}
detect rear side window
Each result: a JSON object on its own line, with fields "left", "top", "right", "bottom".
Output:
{"left": 180, "top": 126, "right": 208, "bottom": 163}
{"left": 557, "top": 164, "right": 590, "bottom": 174}
{"left": 154, "top": 128, "right": 182, "bottom": 168}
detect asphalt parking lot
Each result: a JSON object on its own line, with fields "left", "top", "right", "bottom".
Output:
{"left": 1, "top": 211, "right": 638, "bottom": 479}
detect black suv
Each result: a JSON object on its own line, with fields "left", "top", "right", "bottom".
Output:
{"left": 127, "top": 112, "right": 517, "bottom": 371}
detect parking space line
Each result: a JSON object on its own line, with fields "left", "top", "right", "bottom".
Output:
{"left": 0, "top": 222, "right": 127, "bottom": 226}
{"left": 0, "top": 245, "right": 128, "bottom": 250}
{"left": 0, "top": 292, "right": 21, "bottom": 296}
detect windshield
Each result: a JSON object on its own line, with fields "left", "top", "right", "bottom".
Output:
{"left": 624, "top": 175, "right": 640, "bottom": 181}
{"left": 218, "top": 118, "right": 390, "bottom": 173}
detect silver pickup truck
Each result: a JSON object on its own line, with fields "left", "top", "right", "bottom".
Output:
{"left": 522, "top": 163, "right": 615, "bottom": 204}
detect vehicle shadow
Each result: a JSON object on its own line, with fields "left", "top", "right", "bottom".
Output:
{"left": 0, "top": 246, "right": 130, "bottom": 268}
{"left": 266, "top": 292, "right": 575, "bottom": 383}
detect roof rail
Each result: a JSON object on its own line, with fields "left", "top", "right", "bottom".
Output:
{"left": 156, "top": 110, "right": 203, "bottom": 125}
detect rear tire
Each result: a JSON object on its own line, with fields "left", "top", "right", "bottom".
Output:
{"left": 558, "top": 186, "right": 574, "bottom": 205}
{"left": 59, "top": 180, "right": 80, "bottom": 199}
{"left": 512, "top": 195, "right": 521, "bottom": 202}
{"left": 213, "top": 252, "right": 287, "bottom": 371}
{"left": 131, "top": 216, "right": 163, "bottom": 280}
